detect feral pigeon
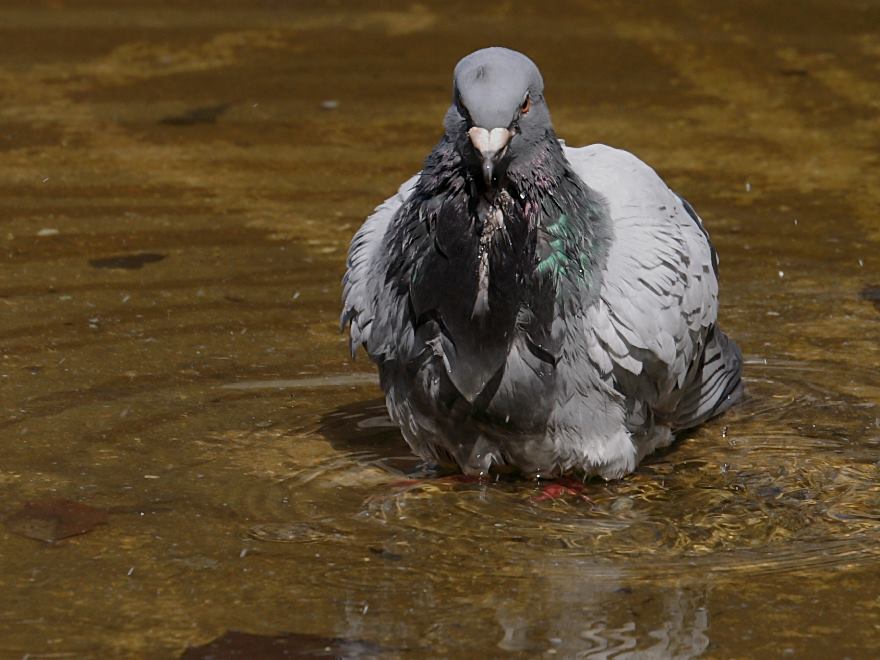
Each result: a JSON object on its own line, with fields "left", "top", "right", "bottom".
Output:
{"left": 341, "top": 47, "right": 743, "bottom": 479}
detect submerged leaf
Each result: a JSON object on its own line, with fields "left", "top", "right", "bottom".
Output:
{"left": 89, "top": 252, "right": 166, "bottom": 270}
{"left": 246, "top": 522, "right": 344, "bottom": 544}
{"left": 5, "top": 499, "right": 108, "bottom": 543}
{"left": 159, "top": 103, "right": 231, "bottom": 126}
{"left": 860, "top": 285, "right": 880, "bottom": 311}
{"left": 181, "top": 630, "right": 383, "bottom": 659}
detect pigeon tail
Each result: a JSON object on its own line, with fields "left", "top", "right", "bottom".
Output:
{"left": 670, "top": 326, "right": 743, "bottom": 432}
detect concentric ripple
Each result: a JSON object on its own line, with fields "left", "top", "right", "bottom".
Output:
{"left": 279, "top": 357, "right": 880, "bottom": 581}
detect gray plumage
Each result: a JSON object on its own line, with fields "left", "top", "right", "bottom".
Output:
{"left": 341, "top": 47, "right": 742, "bottom": 479}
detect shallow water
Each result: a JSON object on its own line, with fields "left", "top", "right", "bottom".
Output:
{"left": 1, "top": 1, "right": 879, "bottom": 657}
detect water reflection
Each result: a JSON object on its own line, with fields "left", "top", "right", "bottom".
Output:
{"left": 494, "top": 577, "right": 710, "bottom": 658}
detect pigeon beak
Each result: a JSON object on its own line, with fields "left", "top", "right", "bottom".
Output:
{"left": 468, "top": 126, "right": 511, "bottom": 187}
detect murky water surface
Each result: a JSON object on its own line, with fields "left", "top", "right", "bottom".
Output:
{"left": 2, "top": 1, "right": 879, "bottom": 657}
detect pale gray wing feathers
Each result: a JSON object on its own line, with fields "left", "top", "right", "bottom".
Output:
{"left": 671, "top": 326, "right": 743, "bottom": 431}
{"left": 566, "top": 144, "right": 726, "bottom": 414}
{"left": 341, "top": 175, "right": 418, "bottom": 357}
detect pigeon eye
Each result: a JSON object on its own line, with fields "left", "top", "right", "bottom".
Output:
{"left": 521, "top": 95, "right": 531, "bottom": 115}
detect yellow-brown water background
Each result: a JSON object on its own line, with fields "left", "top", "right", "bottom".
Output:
{"left": 1, "top": 1, "right": 879, "bottom": 657}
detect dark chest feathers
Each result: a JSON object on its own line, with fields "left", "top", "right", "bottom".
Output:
{"left": 392, "top": 197, "right": 557, "bottom": 404}
{"left": 386, "top": 143, "right": 608, "bottom": 405}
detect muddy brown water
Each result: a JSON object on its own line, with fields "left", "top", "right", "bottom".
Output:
{"left": 1, "top": 2, "right": 879, "bottom": 658}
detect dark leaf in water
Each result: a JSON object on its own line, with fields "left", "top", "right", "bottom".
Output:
{"left": 368, "top": 546, "right": 403, "bottom": 561}
{"left": 160, "top": 103, "right": 231, "bottom": 126}
{"left": 860, "top": 285, "right": 880, "bottom": 311}
{"left": 89, "top": 252, "right": 166, "bottom": 270}
{"left": 181, "top": 630, "right": 384, "bottom": 659}
{"left": 5, "top": 499, "right": 108, "bottom": 543}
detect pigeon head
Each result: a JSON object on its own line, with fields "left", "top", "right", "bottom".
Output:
{"left": 444, "top": 47, "right": 552, "bottom": 191}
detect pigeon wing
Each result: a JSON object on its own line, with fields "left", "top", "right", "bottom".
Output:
{"left": 341, "top": 175, "right": 418, "bottom": 357}
{"left": 565, "top": 145, "right": 722, "bottom": 413}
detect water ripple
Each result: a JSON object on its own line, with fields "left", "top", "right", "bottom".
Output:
{"left": 291, "top": 357, "right": 880, "bottom": 581}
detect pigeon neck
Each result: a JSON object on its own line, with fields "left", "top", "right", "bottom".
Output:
{"left": 512, "top": 133, "right": 611, "bottom": 304}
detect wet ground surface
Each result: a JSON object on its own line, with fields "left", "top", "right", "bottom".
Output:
{"left": 1, "top": 1, "right": 879, "bottom": 657}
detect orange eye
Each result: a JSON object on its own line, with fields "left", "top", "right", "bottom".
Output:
{"left": 521, "top": 95, "right": 531, "bottom": 115}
